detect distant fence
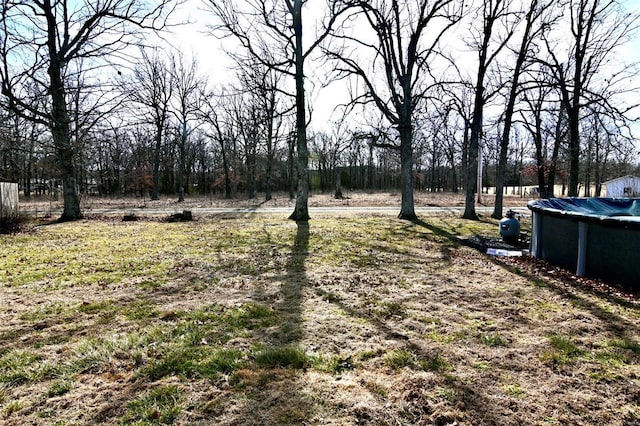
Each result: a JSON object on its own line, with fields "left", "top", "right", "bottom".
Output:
{"left": 0, "top": 182, "right": 19, "bottom": 220}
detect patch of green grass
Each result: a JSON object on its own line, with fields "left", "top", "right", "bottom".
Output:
{"left": 589, "top": 367, "right": 621, "bottom": 382}
{"left": 356, "top": 350, "right": 380, "bottom": 362}
{"left": 585, "top": 339, "right": 640, "bottom": 382}
{"left": 78, "top": 300, "right": 116, "bottom": 315}
{"left": 363, "top": 380, "right": 387, "bottom": 397}
{"left": 177, "top": 303, "right": 223, "bottom": 323}
{"left": 419, "top": 354, "right": 453, "bottom": 372}
{"left": 422, "top": 215, "right": 499, "bottom": 239}
{"left": 239, "top": 262, "right": 259, "bottom": 275}
{"left": 4, "top": 400, "right": 25, "bottom": 416}
{"left": 177, "top": 303, "right": 278, "bottom": 336}
{"left": 420, "top": 315, "right": 442, "bottom": 326}
{"left": 528, "top": 300, "right": 561, "bottom": 320}
{"left": 548, "top": 334, "right": 582, "bottom": 356}
{"left": 591, "top": 348, "right": 627, "bottom": 365}
{"left": 385, "top": 349, "right": 452, "bottom": 373}
{"left": 19, "top": 302, "right": 72, "bottom": 322}
{"left": 122, "top": 301, "right": 159, "bottom": 321}
{"left": 139, "top": 346, "right": 199, "bottom": 380}
{"left": 310, "top": 354, "right": 356, "bottom": 373}
{"left": 228, "top": 369, "right": 275, "bottom": 389}
{"left": 502, "top": 383, "right": 525, "bottom": 397}
{"left": 64, "top": 332, "right": 149, "bottom": 376}
{"left": 384, "top": 349, "right": 416, "bottom": 370}
{"left": 0, "top": 350, "right": 43, "bottom": 385}
{"left": 474, "top": 361, "right": 490, "bottom": 370}
{"left": 253, "top": 346, "right": 309, "bottom": 369}
{"left": 376, "top": 301, "right": 405, "bottom": 319}
{"left": 199, "top": 348, "right": 245, "bottom": 378}
{"left": 435, "top": 386, "right": 458, "bottom": 402}
{"left": 135, "top": 279, "right": 163, "bottom": 290}
{"left": 481, "top": 333, "right": 508, "bottom": 348}
{"left": 607, "top": 338, "right": 640, "bottom": 355}
{"left": 222, "top": 303, "right": 278, "bottom": 330}
{"left": 425, "top": 330, "right": 457, "bottom": 343}
{"left": 120, "top": 385, "right": 182, "bottom": 425}
{"left": 186, "top": 279, "right": 210, "bottom": 292}
{"left": 533, "top": 300, "right": 561, "bottom": 312}
{"left": 0, "top": 221, "right": 184, "bottom": 290}
{"left": 47, "top": 379, "right": 72, "bottom": 397}
{"left": 540, "top": 334, "right": 584, "bottom": 368}
{"left": 361, "top": 296, "right": 407, "bottom": 320}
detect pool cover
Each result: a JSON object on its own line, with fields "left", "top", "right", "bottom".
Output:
{"left": 528, "top": 198, "right": 640, "bottom": 227}
{"left": 528, "top": 197, "right": 640, "bottom": 289}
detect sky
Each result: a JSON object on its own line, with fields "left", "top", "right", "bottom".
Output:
{"left": 161, "top": 0, "right": 351, "bottom": 130}
{"left": 162, "top": 0, "right": 640, "bottom": 134}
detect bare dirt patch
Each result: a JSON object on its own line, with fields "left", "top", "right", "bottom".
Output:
{"left": 0, "top": 213, "right": 638, "bottom": 425}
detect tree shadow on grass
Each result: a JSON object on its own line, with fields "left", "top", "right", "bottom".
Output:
{"left": 491, "top": 255, "right": 640, "bottom": 341}
{"left": 88, "top": 222, "right": 312, "bottom": 425}
{"left": 409, "top": 219, "right": 463, "bottom": 261}
{"left": 275, "top": 221, "right": 309, "bottom": 345}
{"left": 212, "top": 221, "right": 311, "bottom": 425}
{"left": 413, "top": 218, "right": 640, "bottom": 346}
{"left": 305, "top": 216, "right": 640, "bottom": 424}
{"left": 310, "top": 278, "right": 504, "bottom": 424}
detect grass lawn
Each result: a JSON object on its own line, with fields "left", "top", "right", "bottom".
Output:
{"left": 0, "top": 212, "right": 638, "bottom": 425}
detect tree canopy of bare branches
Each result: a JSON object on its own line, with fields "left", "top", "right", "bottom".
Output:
{"left": 205, "top": 0, "right": 355, "bottom": 221}
{"left": 0, "top": 0, "right": 179, "bottom": 220}
{"left": 327, "top": 0, "right": 464, "bottom": 221}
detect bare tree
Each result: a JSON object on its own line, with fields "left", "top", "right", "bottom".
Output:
{"left": 206, "top": 0, "right": 354, "bottom": 221}
{"left": 519, "top": 69, "right": 566, "bottom": 199}
{"left": 492, "top": 0, "right": 554, "bottom": 218}
{"left": 0, "top": 109, "right": 22, "bottom": 184}
{"left": 463, "top": 0, "right": 519, "bottom": 220}
{"left": 582, "top": 103, "right": 636, "bottom": 196}
{"left": 201, "top": 89, "right": 236, "bottom": 200}
{"left": 328, "top": 0, "right": 463, "bottom": 221}
{"left": 169, "top": 52, "right": 206, "bottom": 202}
{"left": 235, "top": 61, "right": 289, "bottom": 202}
{"left": 310, "top": 118, "right": 352, "bottom": 199}
{"left": 125, "top": 47, "right": 174, "bottom": 200}
{"left": 540, "top": 0, "right": 639, "bottom": 196}
{"left": 233, "top": 91, "right": 261, "bottom": 199}
{"left": 0, "top": 0, "right": 177, "bottom": 220}
{"left": 416, "top": 98, "right": 456, "bottom": 193}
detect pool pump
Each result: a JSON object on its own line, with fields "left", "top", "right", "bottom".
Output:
{"left": 499, "top": 209, "right": 521, "bottom": 244}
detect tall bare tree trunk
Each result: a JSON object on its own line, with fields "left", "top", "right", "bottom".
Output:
{"left": 48, "top": 42, "right": 81, "bottom": 221}
{"left": 151, "top": 127, "right": 162, "bottom": 201}
{"left": 265, "top": 136, "right": 274, "bottom": 202}
{"left": 464, "top": 85, "right": 483, "bottom": 220}
{"left": 493, "top": 0, "right": 543, "bottom": 218}
{"left": 334, "top": 171, "right": 343, "bottom": 199}
{"left": 567, "top": 107, "right": 580, "bottom": 196}
{"left": 289, "top": 0, "right": 310, "bottom": 222}
{"left": 398, "top": 122, "right": 417, "bottom": 221}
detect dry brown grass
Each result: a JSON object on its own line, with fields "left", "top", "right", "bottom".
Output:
{"left": 18, "top": 190, "right": 532, "bottom": 213}
{"left": 0, "top": 206, "right": 638, "bottom": 425}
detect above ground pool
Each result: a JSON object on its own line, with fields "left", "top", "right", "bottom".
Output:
{"left": 528, "top": 198, "right": 640, "bottom": 290}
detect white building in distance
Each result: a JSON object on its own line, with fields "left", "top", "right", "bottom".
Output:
{"left": 603, "top": 175, "right": 640, "bottom": 197}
